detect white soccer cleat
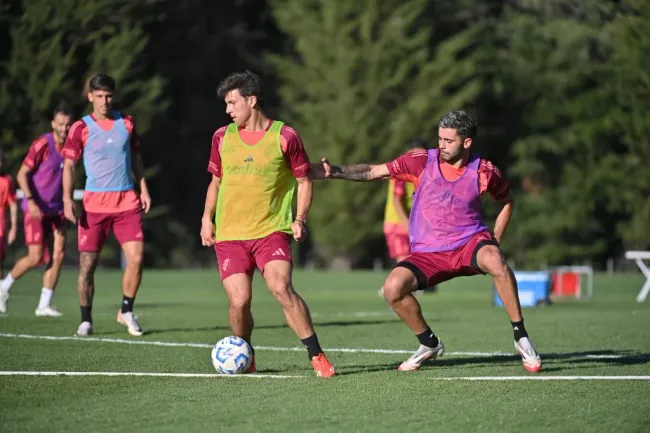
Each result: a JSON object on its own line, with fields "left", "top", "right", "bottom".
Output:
{"left": 515, "top": 337, "right": 542, "bottom": 373}
{"left": 75, "top": 321, "right": 93, "bottom": 337}
{"left": 398, "top": 341, "right": 445, "bottom": 371}
{"left": 117, "top": 310, "right": 144, "bottom": 336}
{"left": 0, "top": 287, "right": 8, "bottom": 314}
{"left": 35, "top": 306, "right": 63, "bottom": 317}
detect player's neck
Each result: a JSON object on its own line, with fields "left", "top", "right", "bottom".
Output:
{"left": 92, "top": 110, "right": 113, "bottom": 121}
{"left": 51, "top": 133, "right": 64, "bottom": 145}
{"left": 241, "top": 111, "right": 269, "bottom": 132}
{"left": 446, "top": 151, "right": 470, "bottom": 169}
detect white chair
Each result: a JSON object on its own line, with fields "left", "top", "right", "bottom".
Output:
{"left": 624, "top": 251, "right": 650, "bottom": 303}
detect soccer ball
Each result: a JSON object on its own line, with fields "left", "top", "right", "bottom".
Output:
{"left": 211, "top": 336, "right": 253, "bottom": 374}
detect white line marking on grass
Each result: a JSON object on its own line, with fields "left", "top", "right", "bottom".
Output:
{"left": 0, "top": 371, "right": 303, "bottom": 379}
{"left": 0, "top": 333, "right": 647, "bottom": 360}
{"left": 431, "top": 376, "right": 650, "bottom": 381}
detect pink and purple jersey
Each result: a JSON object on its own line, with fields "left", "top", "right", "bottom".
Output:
{"left": 21, "top": 133, "right": 64, "bottom": 216}
{"left": 387, "top": 149, "right": 510, "bottom": 253}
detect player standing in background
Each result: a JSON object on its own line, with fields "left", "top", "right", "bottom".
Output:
{"left": 0, "top": 103, "right": 72, "bottom": 317}
{"left": 63, "top": 73, "right": 152, "bottom": 337}
{"left": 0, "top": 151, "right": 17, "bottom": 295}
{"left": 312, "top": 110, "right": 542, "bottom": 373}
{"left": 200, "top": 70, "right": 336, "bottom": 377}
{"left": 381, "top": 138, "right": 436, "bottom": 296}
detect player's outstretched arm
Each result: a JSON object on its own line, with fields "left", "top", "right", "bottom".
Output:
{"left": 311, "top": 158, "right": 390, "bottom": 182}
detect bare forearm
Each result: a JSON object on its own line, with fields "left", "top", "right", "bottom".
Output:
{"left": 493, "top": 202, "right": 513, "bottom": 243}
{"left": 295, "top": 178, "right": 313, "bottom": 222}
{"left": 16, "top": 166, "right": 32, "bottom": 198}
{"left": 330, "top": 164, "right": 377, "bottom": 181}
{"left": 9, "top": 203, "right": 17, "bottom": 229}
{"left": 132, "top": 153, "right": 149, "bottom": 194}
{"left": 63, "top": 160, "right": 75, "bottom": 201}
{"left": 203, "top": 179, "right": 219, "bottom": 221}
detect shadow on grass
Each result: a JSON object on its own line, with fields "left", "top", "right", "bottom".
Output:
{"left": 337, "top": 350, "right": 650, "bottom": 375}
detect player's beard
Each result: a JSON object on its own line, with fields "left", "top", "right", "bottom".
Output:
{"left": 440, "top": 149, "right": 463, "bottom": 164}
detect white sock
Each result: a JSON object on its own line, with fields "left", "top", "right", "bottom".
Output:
{"left": 1, "top": 274, "right": 15, "bottom": 291}
{"left": 37, "top": 288, "right": 54, "bottom": 310}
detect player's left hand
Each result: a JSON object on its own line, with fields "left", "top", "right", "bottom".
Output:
{"left": 7, "top": 227, "right": 16, "bottom": 245}
{"left": 140, "top": 191, "right": 152, "bottom": 213}
{"left": 292, "top": 219, "right": 307, "bottom": 242}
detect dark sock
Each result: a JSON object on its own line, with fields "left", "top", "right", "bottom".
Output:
{"left": 416, "top": 328, "right": 439, "bottom": 348}
{"left": 121, "top": 296, "right": 134, "bottom": 313}
{"left": 511, "top": 320, "right": 528, "bottom": 341}
{"left": 80, "top": 305, "right": 92, "bottom": 323}
{"left": 300, "top": 334, "right": 323, "bottom": 359}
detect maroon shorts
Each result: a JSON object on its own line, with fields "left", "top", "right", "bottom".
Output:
{"left": 397, "top": 231, "right": 499, "bottom": 290}
{"left": 78, "top": 207, "right": 144, "bottom": 252}
{"left": 385, "top": 231, "right": 411, "bottom": 260}
{"left": 24, "top": 213, "right": 66, "bottom": 246}
{"left": 214, "top": 232, "right": 292, "bottom": 281}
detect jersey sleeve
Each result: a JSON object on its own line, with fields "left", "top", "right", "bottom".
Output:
{"left": 62, "top": 120, "right": 87, "bottom": 162}
{"left": 122, "top": 115, "right": 141, "bottom": 153}
{"left": 386, "top": 150, "right": 428, "bottom": 184}
{"left": 23, "top": 136, "right": 49, "bottom": 169}
{"left": 479, "top": 159, "right": 510, "bottom": 201}
{"left": 280, "top": 126, "right": 311, "bottom": 178}
{"left": 208, "top": 127, "right": 226, "bottom": 177}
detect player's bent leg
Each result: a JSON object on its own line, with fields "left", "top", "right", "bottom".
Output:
{"left": 117, "top": 240, "right": 145, "bottom": 336}
{"left": 476, "top": 244, "right": 541, "bottom": 372}
{"left": 222, "top": 273, "right": 255, "bottom": 344}
{"left": 263, "top": 260, "right": 335, "bottom": 378}
{"left": 75, "top": 252, "right": 99, "bottom": 336}
{"left": 383, "top": 266, "right": 445, "bottom": 371}
{"left": 36, "top": 228, "right": 66, "bottom": 317}
{"left": 0, "top": 245, "right": 45, "bottom": 314}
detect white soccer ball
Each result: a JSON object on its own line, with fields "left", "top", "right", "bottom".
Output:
{"left": 211, "top": 336, "right": 253, "bottom": 374}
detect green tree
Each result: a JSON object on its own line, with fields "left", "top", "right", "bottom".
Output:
{"left": 269, "top": 0, "right": 483, "bottom": 263}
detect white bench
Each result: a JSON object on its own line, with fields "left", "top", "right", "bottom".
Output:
{"left": 625, "top": 251, "right": 650, "bottom": 303}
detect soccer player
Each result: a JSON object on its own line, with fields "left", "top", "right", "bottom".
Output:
{"left": 0, "top": 103, "right": 72, "bottom": 317}
{"left": 312, "top": 110, "right": 542, "bottom": 373}
{"left": 381, "top": 138, "right": 436, "bottom": 296}
{"left": 200, "top": 70, "right": 336, "bottom": 378}
{"left": 0, "top": 151, "right": 17, "bottom": 289}
{"left": 62, "top": 73, "right": 152, "bottom": 337}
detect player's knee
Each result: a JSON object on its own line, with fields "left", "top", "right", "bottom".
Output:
{"left": 481, "top": 247, "right": 509, "bottom": 279}
{"left": 27, "top": 251, "right": 44, "bottom": 267}
{"left": 125, "top": 252, "right": 143, "bottom": 268}
{"left": 229, "top": 293, "right": 252, "bottom": 310}
{"left": 266, "top": 274, "right": 293, "bottom": 302}
{"left": 383, "top": 274, "right": 408, "bottom": 302}
{"left": 51, "top": 249, "right": 65, "bottom": 264}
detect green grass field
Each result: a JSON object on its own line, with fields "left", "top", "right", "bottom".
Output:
{"left": 1, "top": 269, "right": 649, "bottom": 432}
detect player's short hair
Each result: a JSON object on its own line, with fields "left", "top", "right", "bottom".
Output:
{"left": 407, "top": 138, "right": 429, "bottom": 150}
{"left": 53, "top": 101, "right": 72, "bottom": 119}
{"left": 438, "top": 110, "right": 478, "bottom": 140}
{"left": 217, "top": 70, "right": 265, "bottom": 107}
{"left": 88, "top": 73, "right": 116, "bottom": 92}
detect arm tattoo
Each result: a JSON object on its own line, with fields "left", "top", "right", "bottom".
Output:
{"left": 331, "top": 164, "right": 374, "bottom": 181}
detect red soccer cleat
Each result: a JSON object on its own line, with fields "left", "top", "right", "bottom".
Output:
{"left": 311, "top": 353, "right": 336, "bottom": 378}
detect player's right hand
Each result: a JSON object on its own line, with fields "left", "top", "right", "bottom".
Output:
{"left": 63, "top": 199, "right": 77, "bottom": 224}
{"left": 200, "top": 217, "right": 216, "bottom": 246}
{"left": 27, "top": 200, "right": 42, "bottom": 220}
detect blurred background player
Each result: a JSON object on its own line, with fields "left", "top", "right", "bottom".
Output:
{"left": 381, "top": 138, "right": 436, "bottom": 296}
{"left": 0, "top": 103, "right": 72, "bottom": 317}
{"left": 200, "top": 70, "right": 336, "bottom": 378}
{"left": 0, "top": 151, "right": 17, "bottom": 300}
{"left": 63, "top": 73, "right": 152, "bottom": 337}
{"left": 313, "top": 110, "right": 542, "bottom": 373}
